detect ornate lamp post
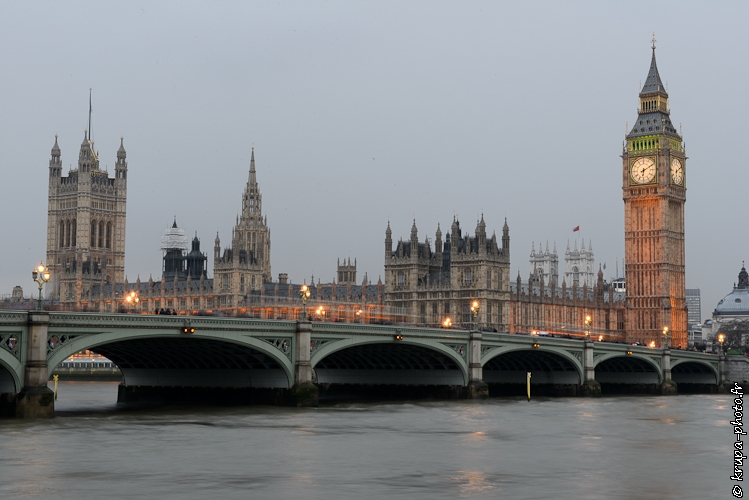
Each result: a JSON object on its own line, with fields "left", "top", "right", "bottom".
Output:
{"left": 299, "top": 283, "right": 311, "bottom": 321}
{"left": 470, "top": 300, "right": 479, "bottom": 331}
{"left": 584, "top": 315, "right": 592, "bottom": 341}
{"left": 125, "top": 291, "right": 139, "bottom": 313}
{"left": 442, "top": 317, "right": 452, "bottom": 328}
{"left": 663, "top": 326, "right": 669, "bottom": 349}
{"left": 31, "top": 262, "right": 51, "bottom": 311}
{"left": 718, "top": 333, "right": 725, "bottom": 355}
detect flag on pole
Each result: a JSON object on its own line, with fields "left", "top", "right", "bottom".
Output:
{"left": 573, "top": 225, "right": 580, "bottom": 232}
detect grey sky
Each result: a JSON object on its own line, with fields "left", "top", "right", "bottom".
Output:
{"left": 1, "top": 2, "right": 747, "bottom": 321}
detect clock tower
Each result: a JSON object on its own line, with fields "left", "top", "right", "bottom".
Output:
{"left": 622, "top": 41, "right": 687, "bottom": 348}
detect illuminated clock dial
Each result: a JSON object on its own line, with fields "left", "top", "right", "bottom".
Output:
{"left": 670, "top": 158, "right": 684, "bottom": 185}
{"left": 630, "top": 157, "right": 656, "bottom": 184}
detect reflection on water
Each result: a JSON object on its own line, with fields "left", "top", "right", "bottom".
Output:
{"left": 0, "top": 382, "right": 727, "bottom": 500}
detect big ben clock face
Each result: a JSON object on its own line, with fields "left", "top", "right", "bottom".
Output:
{"left": 630, "top": 157, "right": 656, "bottom": 184}
{"left": 670, "top": 158, "right": 684, "bottom": 185}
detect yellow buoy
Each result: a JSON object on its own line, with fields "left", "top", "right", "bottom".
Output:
{"left": 526, "top": 372, "right": 531, "bottom": 401}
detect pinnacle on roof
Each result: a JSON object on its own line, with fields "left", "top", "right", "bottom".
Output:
{"left": 640, "top": 41, "right": 667, "bottom": 97}
{"left": 117, "top": 136, "right": 126, "bottom": 159}
{"left": 51, "top": 134, "right": 61, "bottom": 156}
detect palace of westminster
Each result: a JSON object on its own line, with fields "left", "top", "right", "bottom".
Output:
{"left": 27, "top": 47, "right": 691, "bottom": 348}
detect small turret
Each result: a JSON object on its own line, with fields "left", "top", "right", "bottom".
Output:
{"left": 385, "top": 221, "right": 392, "bottom": 256}
{"left": 502, "top": 218, "right": 510, "bottom": 257}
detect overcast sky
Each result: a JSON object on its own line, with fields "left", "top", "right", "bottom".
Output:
{"left": 1, "top": 1, "right": 747, "bottom": 321}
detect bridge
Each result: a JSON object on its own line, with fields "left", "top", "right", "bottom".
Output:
{"left": 0, "top": 310, "right": 723, "bottom": 417}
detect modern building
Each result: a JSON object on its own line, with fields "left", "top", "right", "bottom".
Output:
{"left": 45, "top": 129, "right": 128, "bottom": 308}
{"left": 622, "top": 42, "right": 688, "bottom": 347}
{"left": 686, "top": 288, "right": 701, "bottom": 326}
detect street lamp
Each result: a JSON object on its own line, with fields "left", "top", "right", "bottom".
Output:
{"left": 663, "top": 326, "right": 669, "bottom": 349}
{"left": 443, "top": 317, "right": 452, "bottom": 328}
{"left": 125, "top": 291, "right": 139, "bottom": 312}
{"left": 316, "top": 306, "right": 325, "bottom": 321}
{"left": 470, "top": 300, "right": 479, "bottom": 331}
{"left": 299, "top": 283, "right": 311, "bottom": 321}
{"left": 31, "top": 262, "right": 51, "bottom": 311}
{"left": 718, "top": 333, "right": 725, "bottom": 355}
{"left": 584, "top": 315, "right": 592, "bottom": 340}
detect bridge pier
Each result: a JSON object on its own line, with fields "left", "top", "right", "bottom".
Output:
{"left": 16, "top": 312, "right": 54, "bottom": 418}
{"left": 581, "top": 339, "right": 601, "bottom": 396}
{"left": 466, "top": 331, "right": 488, "bottom": 398}
{"left": 660, "top": 348, "right": 677, "bottom": 395}
{"left": 287, "top": 321, "right": 318, "bottom": 407}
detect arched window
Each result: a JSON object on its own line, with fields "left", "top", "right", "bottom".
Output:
{"left": 91, "top": 220, "right": 97, "bottom": 247}
{"left": 98, "top": 221, "right": 104, "bottom": 248}
{"left": 59, "top": 221, "right": 65, "bottom": 248}
{"left": 106, "top": 222, "right": 112, "bottom": 249}
{"left": 71, "top": 218, "right": 77, "bottom": 247}
{"left": 65, "top": 220, "right": 71, "bottom": 247}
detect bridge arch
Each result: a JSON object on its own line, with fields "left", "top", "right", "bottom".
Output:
{"left": 47, "top": 330, "right": 294, "bottom": 389}
{"left": 593, "top": 353, "right": 662, "bottom": 384}
{"left": 671, "top": 359, "right": 719, "bottom": 385}
{"left": 0, "top": 349, "right": 22, "bottom": 393}
{"left": 481, "top": 346, "right": 583, "bottom": 385}
{"left": 311, "top": 337, "right": 469, "bottom": 386}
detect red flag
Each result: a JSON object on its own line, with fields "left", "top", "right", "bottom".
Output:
{"left": 573, "top": 226, "right": 580, "bottom": 232}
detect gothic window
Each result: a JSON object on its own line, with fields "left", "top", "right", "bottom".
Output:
{"left": 464, "top": 269, "right": 473, "bottom": 285}
{"left": 251, "top": 276, "right": 256, "bottom": 289}
{"left": 106, "top": 222, "right": 112, "bottom": 249}
{"left": 59, "top": 221, "right": 64, "bottom": 248}
{"left": 487, "top": 270, "right": 492, "bottom": 288}
{"left": 250, "top": 198, "right": 255, "bottom": 213}
{"left": 222, "top": 275, "right": 229, "bottom": 290}
{"left": 98, "top": 221, "right": 104, "bottom": 248}
{"left": 398, "top": 272, "right": 405, "bottom": 286}
{"left": 91, "top": 220, "right": 97, "bottom": 247}
{"left": 72, "top": 219, "right": 76, "bottom": 247}
{"left": 240, "top": 275, "right": 245, "bottom": 292}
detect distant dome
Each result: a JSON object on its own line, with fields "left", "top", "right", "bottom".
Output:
{"left": 714, "top": 265, "right": 749, "bottom": 317}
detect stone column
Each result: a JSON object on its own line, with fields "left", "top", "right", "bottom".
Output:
{"left": 466, "top": 331, "right": 488, "bottom": 398}
{"left": 660, "top": 348, "right": 677, "bottom": 395}
{"left": 288, "top": 321, "right": 317, "bottom": 407}
{"left": 719, "top": 353, "right": 727, "bottom": 387}
{"left": 581, "top": 339, "right": 600, "bottom": 396}
{"left": 17, "top": 312, "right": 55, "bottom": 418}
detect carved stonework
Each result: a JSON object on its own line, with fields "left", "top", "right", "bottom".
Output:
{"left": 566, "top": 350, "right": 583, "bottom": 363}
{"left": 650, "top": 357, "right": 662, "bottom": 367}
{"left": 444, "top": 343, "right": 467, "bottom": 360}
{"left": 309, "top": 339, "right": 334, "bottom": 354}
{"left": 46, "top": 334, "right": 85, "bottom": 357}
{"left": 263, "top": 338, "right": 292, "bottom": 359}
{"left": 0, "top": 332, "right": 22, "bottom": 360}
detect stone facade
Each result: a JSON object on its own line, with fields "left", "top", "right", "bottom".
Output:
{"left": 383, "top": 217, "right": 511, "bottom": 331}
{"left": 213, "top": 147, "right": 272, "bottom": 309}
{"left": 510, "top": 267, "right": 627, "bottom": 339}
{"left": 45, "top": 131, "right": 127, "bottom": 309}
{"left": 622, "top": 45, "right": 687, "bottom": 347}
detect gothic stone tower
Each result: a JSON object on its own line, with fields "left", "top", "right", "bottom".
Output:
{"left": 622, "top": 43, "right": 687, "bottom": 347}
{"left": 46, "top": 131, "right": 127, "bottom": 307}
{"left": 213, "top": 147, "right": 271, "bottom": 310}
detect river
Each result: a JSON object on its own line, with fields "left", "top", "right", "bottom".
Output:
{"left": 0, "top": 382, "right": 730, "bottom": 499}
